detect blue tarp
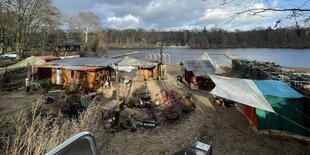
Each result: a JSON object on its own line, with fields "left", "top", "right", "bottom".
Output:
{"left": 254, "top": 80, "right": 303, "bottom": 98}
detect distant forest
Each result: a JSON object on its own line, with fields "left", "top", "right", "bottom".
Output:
{"left": 105, "top": 27, "right": 310, "bottom": 49}
{"left": 4, "top": 27, "right": 310, "bottom": 55}
{"left": 2, "top": 1, "right": 310, "bottom": 59}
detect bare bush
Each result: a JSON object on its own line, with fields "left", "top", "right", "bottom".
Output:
{"left": 0, "top": 96, "right": 106, "bottom": 155}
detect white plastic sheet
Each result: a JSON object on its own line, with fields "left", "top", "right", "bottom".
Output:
{"left": 117, "top": 56, "right": 157, "bottom": 68}
{"left": 198, "top": 52, "right": 225, "bottom": 74}
{"left": 209, "top": 75, "right": 275, "bottom": 113}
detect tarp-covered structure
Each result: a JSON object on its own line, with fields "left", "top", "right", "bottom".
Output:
{"left": 210, "top": 75, "right": 307, "bottom": 136}
{"left": 183, "top": 60, "right": 217, "bottom": 77}
{"left": 253, "top": 80, "right": 305, "bottom": 136}
{"left": 117, "top": 57, "right": 159, "bottom": 79}
{"left": 118, "top": 57, "right": 157, "bottom": 68}
{"left": 117, "top": 56, "right": 157, "bottom": 72}
{"left": 0, "top": 56, "right": 46, "bottom": 74}
{"left": 182, "top": 52, "right": 225, "bottom": 84}
{"left": 197, "top": 52, "right": 225, "bottom": 74}
{"left": 209, "top": 75, "right": 274, "bottom": 112}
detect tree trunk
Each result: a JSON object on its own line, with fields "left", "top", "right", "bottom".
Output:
{"left": 16, "top": 42, "right": 22, "bottom": 60}
{"left": 16, "top": 20, "right": 22, "bottom": 60}
{"left": 84, "top": 28, "right": 88, "bottom": 51}
{"left": 0, "top": 42, "right": 3, "bottom": 55}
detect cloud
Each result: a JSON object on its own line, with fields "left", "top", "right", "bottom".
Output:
{"left": 53, "top": 0, "right": 292, "bottom": 31}
{"left": 198, "top": 1, "right": 287, "bottom": 30}
{"left": 107, "top": 14, "right": 140, "bottom": 29}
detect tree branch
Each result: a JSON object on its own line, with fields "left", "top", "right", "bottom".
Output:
{"left": 236, "top": 8, "right": 310, "bottom": 16}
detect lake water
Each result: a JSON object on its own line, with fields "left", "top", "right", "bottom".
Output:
{"left": 106, "top": 48, "right": 310, "bottom": 68}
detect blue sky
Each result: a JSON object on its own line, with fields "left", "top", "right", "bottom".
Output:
{"left": 53, "top": 0, "right": 307, "bottom": 31}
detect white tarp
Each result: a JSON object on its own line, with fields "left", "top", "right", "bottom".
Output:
{"left": 117, "top": 56, "right": 157, "bottom": 68}
{"left": 209, "top": 75, "right": 275, "bottom": 113}
{"left": 198, "top": 52, "right": 225, "bottom": 74}
{"left": 117, "top": 66, "right": 135, "bottom": 72}
{"left": 116, "top": 56, "right": 157, "bottom": 72}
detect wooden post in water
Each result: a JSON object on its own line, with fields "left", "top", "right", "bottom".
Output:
{"left": 168, "top": 53, "right": 171, "bottom": 63}
{"left": 162, "top": 53, "right": 165, "bottom": 63}
{"left": 149, "top": 52, "right": 152, "bottom": 61}
{"left": 154, "top": 51, "right": 157, "bottom": 60}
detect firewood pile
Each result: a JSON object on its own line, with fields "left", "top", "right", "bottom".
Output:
{"left": 162, "top": 90, "right": 195, "bottom": 121}
{"left": 232, "top": 59, "right": 310, "bottom": 97}
{"left": 103, "top": 90, "right": 196, "bottom": 132}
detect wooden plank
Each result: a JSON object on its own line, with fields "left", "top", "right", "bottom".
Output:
{"left": 304, "top": 85, "right": 310, "bottom": 89}
{"left": 224, "top": 52, "right": 239, "bottom": 60}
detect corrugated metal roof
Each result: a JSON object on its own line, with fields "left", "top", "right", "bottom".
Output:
{"left": 79, "top": 66, "right": 104, "bottom": 71}
{"left": 62, "top": 66, "right": 81, "bottom": 70}
{"left": 183, "top": 60, "right": 216, "bottom": 76}
{"left": 47, "top": 57, "right": 121, "bottom": 67}
{"left": 61, "top": 66, "right": 104, "bottom": 71}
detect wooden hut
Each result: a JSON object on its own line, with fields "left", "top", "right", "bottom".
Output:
{"left": 55, "top": 38, "right": 80, "bottom": 52}
{"left": 50, "top": 66, "right": 105, "bottom": 89}
{"left": 35, "top": 57, "right": 121, "bottom": 89}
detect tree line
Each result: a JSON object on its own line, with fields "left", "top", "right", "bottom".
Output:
{"left": 105, "top": 27, "right": 310, "bottom": 49}
{"left": 1, "top": 0, "right": 310, "bottom": 60}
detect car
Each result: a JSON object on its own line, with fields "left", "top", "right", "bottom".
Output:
{"left": 0, "top": 53, "right": 17, "bottom": 59}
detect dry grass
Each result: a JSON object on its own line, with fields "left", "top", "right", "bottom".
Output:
{"left": 0, "top": 95, "right": 106, "bottom": 155}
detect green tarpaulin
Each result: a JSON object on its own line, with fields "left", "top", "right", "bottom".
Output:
{"left": 256, "top": 95, "right": 305, "bottom": 136}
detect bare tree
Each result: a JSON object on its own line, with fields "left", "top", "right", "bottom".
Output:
{"left": 79, "top": 12, "right": 101, "bottom": 45}
{"left": 67, "top": 15, "right": 80, "bottom": 32}
{"left": 67, "top": 12, "right": 101, "bottom": 50}
{"left": 220, "top": 0, "right": 310, "bottom": 29}
{"left": 3, "top": 0, "right": 60, "bottom": 60}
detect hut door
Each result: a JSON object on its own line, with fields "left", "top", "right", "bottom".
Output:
{"left": 56, "top": 68, "right": 62, "bottom": 85}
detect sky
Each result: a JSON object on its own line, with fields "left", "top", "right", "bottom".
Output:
{"left": 53, "top": 0, "right": 303, "bottom": 31}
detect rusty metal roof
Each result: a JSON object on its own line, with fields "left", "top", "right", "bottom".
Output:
{"left": 36, "top": 56, "right": 60, "bottom": 62}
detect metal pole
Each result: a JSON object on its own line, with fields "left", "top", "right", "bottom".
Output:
{"left": 114, "top": 64, "right": 120, "bottom": 126}
{"left": 160, "top": 45, "right": 163, "bottom": 64}
{"left": 159, "top": 44, "right": 163, "bottom": 80}
{"left": 116, "top": 68, "right": 120, "bottom": 112}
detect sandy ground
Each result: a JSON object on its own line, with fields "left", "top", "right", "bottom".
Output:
{"left": 0, "top": 63, "right": 309, "bottom": 155}
{"left": 98, "top": 63, "right": 310, "bottom": 155}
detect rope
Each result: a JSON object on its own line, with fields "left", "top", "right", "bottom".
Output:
{"left": 286, "top": 102, "right": 310, "bottom": 120}
{"left": 275, "top": 112, "right": 310, "bottom": 132}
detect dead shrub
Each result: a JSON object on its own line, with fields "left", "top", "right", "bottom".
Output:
{"left": 0, "top": 96, "right": 106, "bottom": 155}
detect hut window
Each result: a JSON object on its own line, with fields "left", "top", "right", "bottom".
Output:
{"left": 71, "top": 70, "right": 75, "bottom": 79}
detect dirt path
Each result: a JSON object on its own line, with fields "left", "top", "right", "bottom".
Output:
{"left": 0, "top": 90, "right": 41, "bottom": 116}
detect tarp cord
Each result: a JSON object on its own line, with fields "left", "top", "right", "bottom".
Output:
{"left": 275, "top": 112, "right": 310, "bottom": 132}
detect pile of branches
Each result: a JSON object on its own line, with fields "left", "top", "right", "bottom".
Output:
{"left": 162, "top": 90, "right": 195, "bottom": 122}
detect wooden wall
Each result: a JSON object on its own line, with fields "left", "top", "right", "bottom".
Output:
{"left": 139, "top": 65, "right": 159, "bottom": 80}
{"left": 50, "top": 68, "right": 106, "bottom": 89}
